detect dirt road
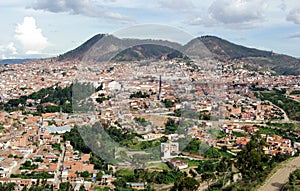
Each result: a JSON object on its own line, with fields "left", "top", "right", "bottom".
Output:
{"left": 258, "top": 156, "right": 300, "bottom": 191}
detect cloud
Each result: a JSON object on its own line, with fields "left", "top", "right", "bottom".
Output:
{"left": 159, "top": 0, "right": 194, "bottom": 11}
{"left": 15, "top": 17, "right": 49, "bottom": 55}
{"left": 208, "top": 0, "right": 266, "bottom": 24}
{"left": 7, "top": 42, "right": 17, "bottom": 55}
{"left": 287, "top": 32, "right": 300, "bottom": 39}
{"left": 30, "top": 0, "right": 131, "bottom": 22}
{"left": 278, "top": 0, "right": 287, "bottom": 11}
{"left": 0, "top": 42, "right": 18, "bottom": 58}
{"left": 287, "top": 8, "right": 300, "bottom": 24}
{"left": 186, "top": 0, "right": 267, "bottom": 29}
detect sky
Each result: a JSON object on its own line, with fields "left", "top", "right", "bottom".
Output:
{"left": 1, "top": 0, "right": 300, "bottom": 59}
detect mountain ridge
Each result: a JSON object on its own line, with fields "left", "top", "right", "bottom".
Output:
{"left": 57, "top": 34, "right": 300, "bottom": 75}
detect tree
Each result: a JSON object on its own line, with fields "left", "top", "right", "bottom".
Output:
{"left": 79, "top": 185, "right": 85, "bottom": 191}
{"left": 171, "top": 177, "right": 199, "bottom": 191}
{"left": 235, "top": 135, "right": 268, "bottom": 181}
{"left": 59, "top": 182, "right": 72, "bottom": 191}
{"left": 96, "top": 171, "right": 103, "bottom": 181}
{"left": 189, "top": 169, "right": 197, "bottom": 178}
{"left": 80, "top": 171, "right": 90, "bottom": 178}
{"left": 201, "top": 172, "right": 216, "bottom": 190}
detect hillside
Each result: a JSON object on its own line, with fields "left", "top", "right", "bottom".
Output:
{"left": 112, "top": 44, "right": 185, "bottom": 61}
{"left": 57, "top": 34, "right": 105, "bottom": 61}
{"left": 57, "top": 34, "right": 300, "bottom": 75}
{"left": 196, "top": 36, "right": 300, "bottom": 75}
{"left": 57, "top": 34, "right": 181, "bottom": 62}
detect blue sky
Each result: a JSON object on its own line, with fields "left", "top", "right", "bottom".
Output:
{"left": 1, "top": 0, "right": 300, "bottom": 59}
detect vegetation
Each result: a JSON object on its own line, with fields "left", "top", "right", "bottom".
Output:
{"left": 51, "top": 143, "right": 62, "bottom": 152}
{"left": 290, "top": 90, "right": 300, "bottom": 95}
{"left": 228, "top": 135, "right": 284, "bottom": 190}
{"left": 96, "top": 95, "right": 110, "bottom": 104}
{"left": 19, "top": 160, "right": 38, "bottom": 170}
{"left": 196, "top": 160, "right": 219, "bottom": 174}
{"left": 164, "top": 118, "right": 179, "bottom": 134}
{"left": 282, "top": 169, "right": 300, "bottom": 190}
{"left": 130, "top": 91, "right": 150, "bottom": 99}
{"left": 63, "top": 126, "right": 109, "bottom": 171}
{"left": 0, "top": 182, "right": 16, "bottom": 191}
{"left": 201, "top": 172, "right": 216, "bottom": 190}
{"left": 112, "top": 44, "right": 184, "bottom": 62}
{"left": 256, "top": 90, "right": 300, "bottom": 121}
{"left": 171, "top": 177, "right": 199, "bottom": 191}
{"left": 21, "top": 179, "right": 53, "bottom": 191}
{"left": 58, "top": 182, "right": 73, "bottom": 191}
{"left": 162, "top": 99, "right": 180, "bottom": 108}
{"left": 115, "top": 168, "right": 187, "bottom": 185}
{"left": 11, "top": 171, "right": 54, "bottom": 179}
{"left": 63, "top": 126, "right": 92, "bottom": 153}
{"left": 199, "top": 36, "right": 300, "bottom": 75}
{"left": 3, "top": 82, "right": 97, "bottom": 114}
{"left": 134, "top": 117, "right": 147, "bottom": 126}
{"left": 183, "top": 139, "right": 202, "bottom": 154}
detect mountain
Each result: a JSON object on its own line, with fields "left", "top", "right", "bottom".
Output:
{"left": 57, "top": 34, "right": 105, "bottom": 61}
{"left": 195, "top": 36, "right": 300, "bottom": 75}
{"left": 57, "top": 34, "right": 181, "bottom": 62}
{"left": 0, "top": 59, "right": 35, "bottom": 65}
{"left": 112, "top": 44, "right": 185, "bottom": 61}
{"left": 57, "top": 34, "right": 300, "bottom": 75}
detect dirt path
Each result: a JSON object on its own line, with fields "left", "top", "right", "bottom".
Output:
{"left": 258, "top": 156, "right": 300, "bottom": 191}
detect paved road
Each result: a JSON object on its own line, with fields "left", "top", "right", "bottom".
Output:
{"left": 54, "top": 143, "right": 65, "bottom": 183}
{"left": 7, "top": 149, "right": 33, "bottom": 177}
{"left": 258, "top": 156, "right": 300, "bottom": 191}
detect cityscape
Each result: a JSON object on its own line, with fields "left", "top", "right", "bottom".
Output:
{"left": 1, "top": 0, "right": 300, "bottom": 191}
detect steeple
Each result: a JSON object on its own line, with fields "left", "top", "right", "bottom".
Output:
{"left": 157, "top": 75, "right": 162, "bottom": 100}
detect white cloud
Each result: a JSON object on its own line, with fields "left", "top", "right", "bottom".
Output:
{"left": 287, "top": 8, "right": 300, "bottom": 24}
{"left": 1, "top": 54, "right": 7, "bottom": 59}
{"left": 0, "top": 42, "right": 18, "bottom": 58}
{"left": 159, "top": 0, "right": 194, "bottom": 11}
{"left": 15, "top": 17, "right": 49, "bottom": 55}
{"left": 30, "top": 0, "right": 131, "bottom": 22}
{"left": 208, "top": 0, "right": 267, "bottom": 24}
{"left": 7, "top": 42, "right": 17, "bottom": 55}
{"left": 186, "top": 0, "right": 268, "bottom": 29}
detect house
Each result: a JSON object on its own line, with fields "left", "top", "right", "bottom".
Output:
{"left": 129, "top": 182, "right": 146, "bottom": 190}
{"left": 167, "top": 160, "right": 188, "bottom": 170}
{"left": 142, "top": 133, "right": 165, "bottom": 141}
{"left": 101, "top": 174, "right": 115, "bottom": 184}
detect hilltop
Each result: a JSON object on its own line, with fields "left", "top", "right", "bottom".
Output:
{"left": 57, "top": 34, "right": 300, "bottom": 75}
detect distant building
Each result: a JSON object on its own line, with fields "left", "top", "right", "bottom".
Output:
{"left": 46, "top": 125, "right": 71, "bottom": 134}
{"left": 129, "top": 182, "right": 146, "bottom": 190}
{"left": 167, "top": 159, "right": 188, "bottom": 170}
{"left": 161, "top": 142, "right": 179, "bottom": 160}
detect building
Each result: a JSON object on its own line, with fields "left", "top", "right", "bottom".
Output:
{"left": 167, "top": 160, "right": 188, "bottom": 170}
{"left": 46, "top": 125, "right": 71, "bottom": 134}
{"left": 161, "top": 142, "right": 179, "bottom": 160}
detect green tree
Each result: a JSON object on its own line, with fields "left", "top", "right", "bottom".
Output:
{"left": 235, "top": 135, "right": 268, "bottom": 181}
{"left": 201, "top": 172, "right": 216, "bottom": 190}
{"left": 172, "top": 177, "right": 199, "bottom": 191}
{"left": 96, "top": 171, "right": 103, "bottom": 181}
{"left": 58, "top": 182, "right": 72, "bottom": 191}
{"left": 189, "top": 169, "right": 197, "bottom": 178}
